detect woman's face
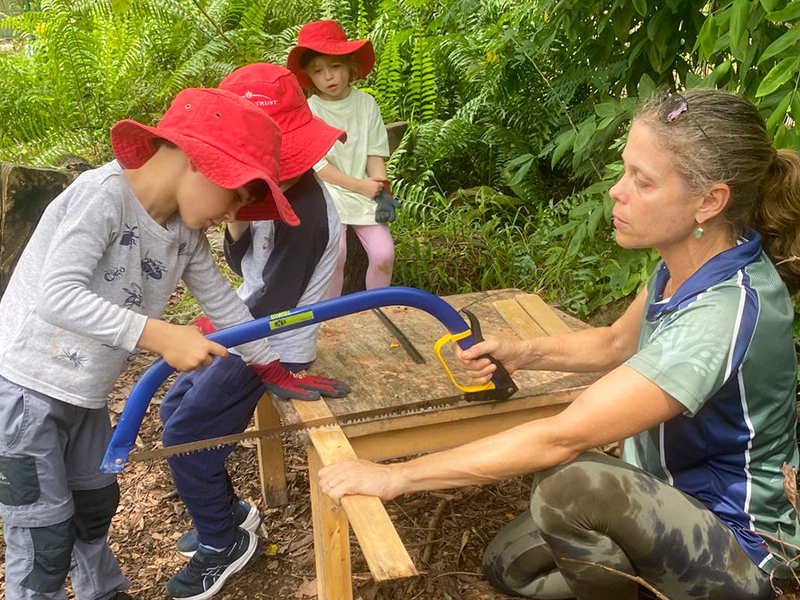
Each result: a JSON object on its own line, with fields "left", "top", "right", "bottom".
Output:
{"left": 609, "top": 120, "right": 701, "bottom": 251}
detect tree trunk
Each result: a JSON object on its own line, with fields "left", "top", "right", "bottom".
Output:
{"left": 0, "top": 163, "right": 73, "bottom": 296}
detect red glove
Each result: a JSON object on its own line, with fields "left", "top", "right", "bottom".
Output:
{"left": 250, "top": 360, "right": 351, "bottom": 401}
{"left": 193, "top": 316, "right": 216, "bottom": 335}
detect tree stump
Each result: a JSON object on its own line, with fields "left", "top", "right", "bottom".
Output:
{"left": 0, "top": 163, "right": 73, "bottom": 296}
{"left": 341, "top": 121, "right": 408, "bottom": 295}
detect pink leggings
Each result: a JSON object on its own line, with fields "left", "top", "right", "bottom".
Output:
{"left": 327, "top": 224, "right": 394, "bottom": 298}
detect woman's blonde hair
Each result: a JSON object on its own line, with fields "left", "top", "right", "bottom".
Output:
{"left": 636, "top": 88, "right": 800, "bottom": 294}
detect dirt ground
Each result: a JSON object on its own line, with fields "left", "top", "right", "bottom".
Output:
{"left": 1, "top": 255, "right": 799, "bottom": 598}
{"left": 0, "top": 345, "right": 533, "bottom": 599}
{"left": 4, "top": 357, "right": 800, "bottom": 600}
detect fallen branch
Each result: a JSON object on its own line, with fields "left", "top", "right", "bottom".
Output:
{"left": 559, "top": 558, "right": 673, "bottom": 600}
{"left": 421, "top": 498, "right": 450, "bottom": 565}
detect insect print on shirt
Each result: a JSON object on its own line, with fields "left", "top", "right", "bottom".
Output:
{"left": 141, "top": 252, "right": 167, "bottom": 280}
{"left": 104, "top": 266, "right": 126, "bottom": 282}
{"left": 262, "top": 235, "right": 273, "bottom": 251}
{"left": 57, "top": 347, "right": 87, "bottom": 368}
{"left": 178, "top": 241, "right": 189, "bottom": 256}
{"left": 122, "top": 283, "right": 143, "bottom": 308}
{"left": 120, "top": 224, "right": 139, "bottom": 247}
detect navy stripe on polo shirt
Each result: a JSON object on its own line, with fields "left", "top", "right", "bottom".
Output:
{"left": 623, "top": 230, "right": 800, "bottom": 576}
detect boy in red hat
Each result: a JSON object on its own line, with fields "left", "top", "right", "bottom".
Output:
{"left": 287, "top": 19, "right": 400, "bottom": 297}
{"left": 0, "top": 88, "right": 300, "bottom": 600}
{"left": 159, "top": 64, "right": 351, "bottom": 600}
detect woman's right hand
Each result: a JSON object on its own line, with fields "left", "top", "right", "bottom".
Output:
{"left": 138, "top": 318, "right": 228, "bottom": 371}
{"left": 456, "top": 336, "right": 529, "bottom": 384}
{"left": 357, "top": 176, "right": 385, "bottom": 199}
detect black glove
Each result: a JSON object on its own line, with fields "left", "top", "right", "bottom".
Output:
{"left": 374, "top": 189, "right": 401, "bottom": 223}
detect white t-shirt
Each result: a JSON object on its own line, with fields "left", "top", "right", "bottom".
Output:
{"left": 309, "top": 89, "right": 390, "bottom": 225}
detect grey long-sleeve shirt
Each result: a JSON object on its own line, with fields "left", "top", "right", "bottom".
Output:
{"left": 0, "top": 161, "right": 277, "bottom": 409}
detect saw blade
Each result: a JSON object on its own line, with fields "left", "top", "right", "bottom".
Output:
{"left": 129, "top": 392, "right": 477, "bottom": 462}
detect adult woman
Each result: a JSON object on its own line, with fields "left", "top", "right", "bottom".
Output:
{"left": 318, "top": 89, "right": 800, "bottom": 600}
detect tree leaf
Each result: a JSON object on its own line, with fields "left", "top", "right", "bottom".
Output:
{"left": 730, "top": 0, "right": 752, "bottom": 51}
{"left": 595, "top": 102, "right": 617, "bottom": 118}
{"left": 638, "top": 73, "right": 655, "bottom": 98}
{"left": 701, "top": 60, "right": 732, "bottom": 88}
{"left": 566, "top": 224, "right": 587, "bottom": 258}
{"left": 696, "top": 15, "right": 718, "bottom": 60}
{"left": 506, "top": 153, "right": 534, "bottom": 168}
{"left": 792, "top": 92, "right": 800, "bottom": 125}
{"left": 508, "top": 156, "right": 534, "bottom": 186}
{"left": 583, "top": 180, "right": 614, "bottom": 195}
{"left": 633, "top": 0, "right": 648, "bottom": 17}
{"left": 587, "top": 204, "right": 604, "bottom": 238}
{"left": 756, "top": 56, "right": 800, "bottom": 97}
{"left": 760, "top": 0, "right": 780, "bottom": 10}
{"left": 551, "top": 129, "right": 576, "bottom": 168}
{"left": 573, "top": 120, "right": 597, "bottom": 155}
{"left": 571, "top": 201, "right": 596, "bottom": 217}
{"left": 766, "top": 91, "right": 793, "bottom": 134}
{"left": 766, "top": 2, "right": 800, "bottom": 22}
{"left": 610, "top": 4, "right": 634, "bottom": 40}
{"left": 759, "top": 27, "right": 800, "bottom": 64}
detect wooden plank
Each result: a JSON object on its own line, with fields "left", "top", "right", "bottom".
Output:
{"left": 339, "top": 375, "right": 593, "bottom": 440}
{"left": 253, "top": 393, "right": 288, "bottom": 506}
{"left": 308, "top": 446, "right": 353, "bottom": 600}
{"left": 492, "top": 299, "right": 547, "bottom": 339}
{"left": 293, "top": 399, "right": 418, "bottom": 582}
{"left": 272, "top": 290, "right": 531, "bottom": 425}
{"left": 351, "top": 398, "right": 573, "bottom": 460}
{"left": 516, "top": 294, "right": 573, "bottom": 336}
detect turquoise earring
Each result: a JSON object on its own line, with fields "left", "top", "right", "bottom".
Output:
{"left": 694, "top": 226, "right": 704, "bottom": 239}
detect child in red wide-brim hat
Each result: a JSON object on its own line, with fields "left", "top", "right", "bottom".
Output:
{"left": 287, "top": 20, "right": 400, "bottom": 298}
{"left": 0, "top": 87, "right": 297, "bottom": 600}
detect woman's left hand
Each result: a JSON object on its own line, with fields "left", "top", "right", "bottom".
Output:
{"left": 318, "top": 458, "right": 403, "bottom": 503}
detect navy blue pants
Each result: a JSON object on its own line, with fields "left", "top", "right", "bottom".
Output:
{"left": 160, "top": 356, "right": 309, "bottom": 548}
{"left": 160, "top": 356, "right": 266, "bottom": 549}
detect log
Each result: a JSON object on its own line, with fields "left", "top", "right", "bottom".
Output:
{"left": 0, "top": 163, "right": 73, "bottom": 296}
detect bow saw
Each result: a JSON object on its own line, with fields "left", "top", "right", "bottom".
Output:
{"left": 101, "top": 287, "right": 518, "bottom": 473}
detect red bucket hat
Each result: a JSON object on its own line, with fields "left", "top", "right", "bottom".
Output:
{"left": 110, "top": 88, "right": 299, "bottom": 225}
{"left": 219, "top": 63, "right": 346, "bottom": 181}
{"left": 286, "top": 20, "right": 375, "bottom": 89}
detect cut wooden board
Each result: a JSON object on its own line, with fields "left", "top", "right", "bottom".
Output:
{"left": 253, "top": 393, "right": 288, "bottom": 507}
{"left": 292, "top": 399, "right": 418, "bottom": 583}
{"left": 308, "top": 446, "right": 353, "bottom": 600}
{"left": 516, "top": 294, "right": 572, "bottom": 336}
{"left": 492, "top": 299, "right": 547, "bottom": 339}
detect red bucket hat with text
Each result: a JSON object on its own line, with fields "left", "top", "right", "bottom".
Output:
{"left": 110, "top": 87, "right": 299, "bottom": 225}
{"left": 286, "top": 20, "right": 375, "bottom": 89}
{"left": 219, "top": 63, "right": 346, "bottom": 181}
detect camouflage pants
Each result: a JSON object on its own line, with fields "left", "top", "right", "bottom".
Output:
{"left": 482, "top": 452, "right": 777, "bottom": 600}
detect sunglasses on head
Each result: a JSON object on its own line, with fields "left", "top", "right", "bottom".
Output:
{"left": 664, "top": 93, "right": 720, "bottom": 153}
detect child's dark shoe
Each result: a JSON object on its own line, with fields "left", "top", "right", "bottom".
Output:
{"left": 167, "top": 527, "right": 262, "bottom": 599}
{"left": 177, "top": 499, "right": 262, "bottom": 557}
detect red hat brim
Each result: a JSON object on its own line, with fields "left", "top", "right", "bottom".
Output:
{"left": 287, "top": 39, "right": 375, "bottom": 89}
{"left": 110, "top": 119, "right": 299, "bottom": 226}
{"left": 279, "top": 115, "right": 345, "bottom": 180}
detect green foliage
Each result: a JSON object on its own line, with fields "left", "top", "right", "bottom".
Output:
{"left": 3, "top": 0, "right": 800, "bottom": 326}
